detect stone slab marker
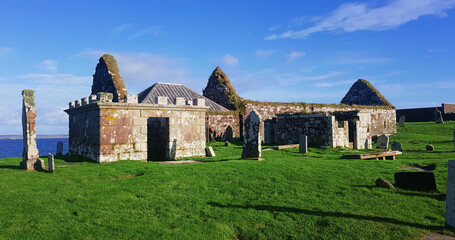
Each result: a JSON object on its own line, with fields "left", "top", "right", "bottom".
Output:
{"left": 391, "top": 141, "right": 402, "bottom": 152}
{"left": 434, "top": 109, "right": 444, "bottom": 123}
{"left": 48, "top": 153, "right": 54, "bottom": 173}
{"left": 299, "top": 135, "right": 308, "bottom": 153}
{"left": 446, "top": 160, "right": 455, "bottom": 228}
{"left": 398, "top": 115, "right": 405, "bottom": 127}
{"left": 241, "top": 109, "right": 262, "bottom": 160}
{"left": 376, "top": 134, "right": 389, "bottom": 149}
{"left": 205, "top": 147, "right": 216, "bottom": 157}
{"left": 20, "top": 89, "right": 44, "bottom": 171}
{"left": 56, "top": 141, "right": 63, "bottom": 155}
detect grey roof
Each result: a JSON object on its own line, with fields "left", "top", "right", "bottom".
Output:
{"left": 138, "top": 82, "right": 229, "bottom": 112}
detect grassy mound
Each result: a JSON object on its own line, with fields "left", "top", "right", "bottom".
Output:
{"left": 1, "top": 122, "right": 454, "bottom": 239}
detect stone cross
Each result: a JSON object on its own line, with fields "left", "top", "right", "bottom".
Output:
{"left": 376, "top": 134, "right": 389, "bottom": 149}
{"left": 299, "top": 135, "right": 308, "bottom": 153}
{"left": 56, "top": 141, "right": 63, "bottom": 155}
{"left": 446, "top": 160, "right": 455, "bottom": 228}
{"left": 398, "top": 115, "right": 405, "bottom": 127}
{"left": 241, "top": 109, "right": 262, "bottom": 160}
{"left": 434, "top": 109, "right": 444, "bottom": 123}
{"left": 20, "top": 89, "right": 44, "bottom": 171}
{"left": 48, "top": 153, "right": 54, "bottom": 173}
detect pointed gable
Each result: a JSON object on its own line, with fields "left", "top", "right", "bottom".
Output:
{"left": 341, "top": 79, "right": 393, "bottom": 107}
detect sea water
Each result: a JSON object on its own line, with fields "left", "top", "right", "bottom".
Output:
{"left": 0, "top": 138, "right": 69, "bottom": 159}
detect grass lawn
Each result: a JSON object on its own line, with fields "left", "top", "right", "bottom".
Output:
{"left": 1, "top": 121, "right": 455, "bottom": 239}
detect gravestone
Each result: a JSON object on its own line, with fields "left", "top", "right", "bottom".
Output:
{"left": 299, "top": 135, "right": 308, "bottom": 153}
{"left": 434, "top": 109, "right": 444, "bottom": 123}
{"left": 426, "top": 144, "right": 434, "bottom": 151}
{"left": 224, "top": 126, "right": 233, "bottom": 142}
{"left": 446, "top": 160, "right": 455, "bottom": 228}
{"left": 376, "top": 134, "right": 389, "bottom": 149}
{"left": 205, "top": 147, "right": 216, "bottom": 157}
{"left": 20, "top": 89, "right": 44, "bottom": 171}
{"left": 241, "top": 109, "right": 262, "bottom": 160}
{"left": 394, "top": 171, "right": 437, "bottom": 191}
{"left": 56, "top": 141, "right": 63, "bottom": 155}
{"left": 48, "top": 153, "right": 54, "bottom": 173}
{"left": 225, "top": 141, "right": 231, "bottom": 147}
{"left": 375, "top": 178, "right": 394, "bottom": 189}
{"left": 398, "top": 115, "right": 405, "bottom": 127}
{"left": 391, "top": 141, "right": 402, "bottom": 152}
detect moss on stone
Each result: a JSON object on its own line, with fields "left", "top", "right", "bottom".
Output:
{"left": 22, "top": 89, "right": 35, "bottom": 106}
{"left": 212, "top": 67, "right": 244, "bottom": 111}
{"left": 359, "top": 79, "right": 394, "bottom": 108}
{"left": 99, "top": 54, "right": 128, "bottom": 101}
{"left": 242, "top": 99, "right": 394, "bottom": 110}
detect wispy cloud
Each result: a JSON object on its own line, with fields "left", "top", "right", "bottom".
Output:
{"left": 0, "top": 46, "right": 13, "bottom": 56}
{"left": 39, "top": 59, "right": 58, "bottom": 71}
{"left": 130, "top": 26, "right": 162, "bottom": 39}
{"left": 312, "top": 79, "right": 355, "bottom": 87}
{"left": 286, "top": 51, "right": 306, "bottom": 61}
{"left": 17, "top": 73, "right": 91, "bottom": 84}
{"left": 266, "top": 0, "right": 455, "bottom": 40}
{"left": 112, "top": 24, "right": 131, "bottom": 35}
{"left": 268, "top": 25, "right": 281, "bottom": 31}
{"left": 222, "top": 54, "right": 239, "bottom": 66}
{"left": 255, "top": 49, "right": 275, "bottom": 58}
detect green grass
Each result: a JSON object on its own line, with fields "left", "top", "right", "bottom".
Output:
{"left": 1, "top": 122, "right": 455, "bottom": 239}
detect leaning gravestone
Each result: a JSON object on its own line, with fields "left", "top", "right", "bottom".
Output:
{"left": 205, "top": 147, "right": 216, "bottom": 157}
{"left": 434, "top": 109, "right": 444, "bottom": 123}
{"left": 56, "top": 141, "right": 63, "bottom": 155}
{"left": 20, "top": 89, "right": 44, "bottom": 171}
{"left": 241, "top": 109, "right": 262, "bottom": 160}
{"left": 394, "top": 171, "right": 437, "bottom": 191}
{"left": 299, "top": 135, "right": 308, "bottom": 153}
{"left": 446, "top": 160, "right": 455, "bottom": 228}
{"left": 391, "top": 141, "right": 402, "bottom": 152}
{"left": 398, "top": 115, "right": 405, "bottom": 127}
{"left": 376, "top": 134, "right": 389, "bottom": 149}
{"left": 48, "top": 153, "right": 54, "bottom": 173}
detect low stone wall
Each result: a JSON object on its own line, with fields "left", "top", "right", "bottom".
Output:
{"left": 397, "top": 105, "right": 455, "bottom": 122}
{"left": 206, "top": 113, "right": 241, "bottom": 140}
{"left": 66, "top": 95, "right": 207, "bottom": 163}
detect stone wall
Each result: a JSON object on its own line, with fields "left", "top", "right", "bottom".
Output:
{"left": 397, "top": 104, "right": 455, "bottom": 122}
{"left": 66, "top": 94, "right": 207, "bottom": 163}
{"left": 206, "top": 113, "right": 241, "bottom": 140}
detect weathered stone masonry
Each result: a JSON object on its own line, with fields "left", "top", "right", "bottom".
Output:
{"left": 65, "top": 93, "right": 207, "bottom": 163}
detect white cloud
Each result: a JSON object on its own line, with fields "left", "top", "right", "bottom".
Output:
{"left": 255, "top": 49, "right": 275, "bottom": 58}
{"left": 130, "top": 26, "right": 162, "bottom": 39}
{"left": 17, "top": 73, "right": 91, "bottom": 84}
{"left": 266, "top": 0, "right": 455, "bottom": 40}
{"left": 39, "top": 59, "right": 58, "bottom": 71}
{"left": 0, "top": 46, "right": 13, "bottom": 56}
{"left": 268, "top": 25, "right": 281, "bottom": 31}
{"left": 222, "top": 54, "right": 239, "bottom": 66}
{"left": 112, "top": 24, "right": 131, "bottom": 34}
{"left": 286, "top": 51, "right": 306, "bottom": 61}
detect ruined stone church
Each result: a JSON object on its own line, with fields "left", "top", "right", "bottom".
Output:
{"left": 65, "top": 54, "right": 396, "bottom": 163}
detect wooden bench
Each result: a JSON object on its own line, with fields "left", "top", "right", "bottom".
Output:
{"left": 341, "top": 151, "right": 402, "bottom": 160}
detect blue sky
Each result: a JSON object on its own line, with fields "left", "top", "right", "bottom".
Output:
{"left": 0, "top": 0, "right": 454, "bottom": 135}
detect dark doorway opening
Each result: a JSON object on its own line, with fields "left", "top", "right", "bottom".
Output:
{"left": 147, "top": 117, "right": 169, "bottom": 161}
{"left": 348, "top": 120, "right": 356, "bottom": 148}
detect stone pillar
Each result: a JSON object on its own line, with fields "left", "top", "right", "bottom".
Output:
{"left": 446, "top": 160, "right": 455, "bottom": 228}
{"left": 299, "top": 135, "right": 308, "bottom": 153}
{"left": 48, "top": 153, "right": 54, "bottom": 173}
{"left": 56, "top": 141, "right": 63, "bottom": 155}
{"left": 434, "top": 109, "right": 444, "bottom": 123}
{"left": 20, "top": 89, "right": 44, "bottom": 171}
{"left": 241, "top": 109, "right": 262, "bottom": 160}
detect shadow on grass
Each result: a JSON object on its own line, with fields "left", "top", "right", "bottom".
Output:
{"left": 207, "top": 202, "right": 444, "bottom": 230}
{"left": 404, "top": 150, "right": 455, "bottom": 153}
{"left": 0, "top": 165, "right": 22, "bottom": 170}
{"left": 57, "top": 155, "right": 96, "bottom": 163}
{"left": 395, "top": 192, "right": 446, "bottom": 201}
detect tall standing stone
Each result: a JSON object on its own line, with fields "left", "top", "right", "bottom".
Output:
{"left": 48, "top": 153, "right": 54, "bottom": 173}
{"left": 398, "top": 115, "right": 405, "bottom": 127}
{"left": 376, "top": 134, "right": 389, "bottom": 149}
{"left": 241, "top": 110, "right": 262, "bottom": 160}
{"left": 446, "top": 160, "right": 455, "bottom": 228}
{"left": 434, "top": 109, "right": 444, "bottom": 123}
{"left": 91, "top": 54, "right": 128, "bottom": 102}
{"left": 56, "top": 141, "right": 63, "bottom": 155}
{"left": 20, "top": 89, "right": 44, "bottom": 170}
{"left": 299, "top": 135, "right": 308, "bottom": 153}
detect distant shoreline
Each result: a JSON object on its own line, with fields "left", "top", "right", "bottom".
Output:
{"left": 0, "top": 135, "right": 69, "bottom": 139}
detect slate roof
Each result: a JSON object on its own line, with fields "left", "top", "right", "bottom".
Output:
{"left": 138, "top": 82, "right": 229, "bottom": 112}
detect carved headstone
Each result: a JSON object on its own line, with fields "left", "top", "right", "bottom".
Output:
{"left": 394, "top": 171, "right": 437, "bottom": 192}
{"left": 224, "top": 126, "right": 233, "bottom": 142}
{"left": 56, "top": 141, "right": 63, "bottom": 155}
{"left": 20, "top": 89, "right": 44, "bottom": 170}
{"left": 434, "top": 109, "right": 444, "bottom": 123}
{"left": 376, "top": 134, "right": 389, "bottom": 149}
{"left": 299, "top": 135, "right": 308, "bottom": 153}
{"left": 391, "top": 141, "right": 402, "bottom": 152}
{"left": 48, "top": 153, "right": 54, "bottom": 173}
{"left": 398, "top": 116, "right": 405, "bottom": 127}
{"left": 205, "top": 147, "right": 216, "bottom": 157}
{"left": 241, "top": 110, "right": 262, "bottom": 160}
{"left": 446, "top": 160, "right": 455, "bottom": 228}
{"left": 91, "top": 54, "right": 128, "bottom": 102}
